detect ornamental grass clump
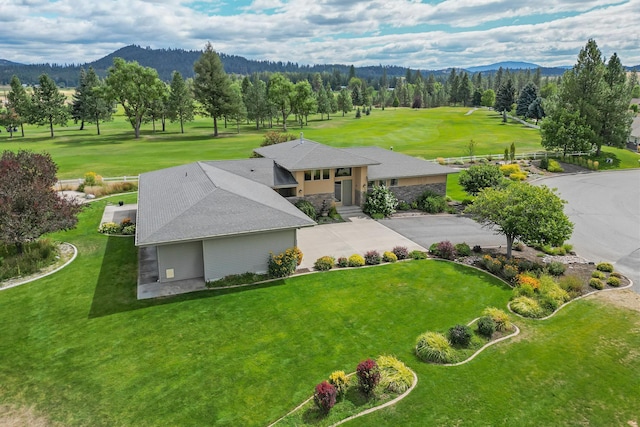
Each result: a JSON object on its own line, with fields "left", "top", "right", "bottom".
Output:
{"left": 356, "top": 358, "right": 380, "bottom": 397}
{"left": 415, "top": 332, "right": 454, "bottom": 364}
{"left": 482, "top": 307, "right": 513, "bottom": 332}
{"left": 313, "top": 381, "right": 337, "bottom": 414}
{"left": 511, "top": 296, "right": 545, "bottom": 318}
{"left": 589, "top": 278, "right": 605, "bottom": 290}
{"left": 377, "top": 355, "right": 413, "bottom": 393}
{"left": 607, "top": 276, "right": 621, "bottom": 287}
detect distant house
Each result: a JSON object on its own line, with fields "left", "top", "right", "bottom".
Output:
{"left": 629, "top": 115, "right": 640, "bottom": 149}
{"left": 136, "top": 138, "right": 455, "bottom": 287}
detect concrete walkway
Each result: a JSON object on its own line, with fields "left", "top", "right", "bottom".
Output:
{"left": 297, "top": 217, "right": 426, "bottom": 270}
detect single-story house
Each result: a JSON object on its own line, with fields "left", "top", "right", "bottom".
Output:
{"left": 136, "top": 138, "right": 455, "bottom": 286}
{"left": 254, "top": 137, "right": 455, "bottom": 210}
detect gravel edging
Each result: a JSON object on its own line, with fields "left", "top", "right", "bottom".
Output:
{"left": 0, "top": 243, "right": 78, "bottom": 291}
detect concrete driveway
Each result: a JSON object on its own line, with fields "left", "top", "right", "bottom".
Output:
{"left": 297, "top": 217, "right": 426, "bottom": 270}
{"left": 534, "top": 170, "right": 640, "bottom": 292}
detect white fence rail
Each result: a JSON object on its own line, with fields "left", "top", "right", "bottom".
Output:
{"left": 426, "top": 151, "right": 592, "bottom": 165}
{"left": 57, "top": 175, "right": 139, "bottom": 187}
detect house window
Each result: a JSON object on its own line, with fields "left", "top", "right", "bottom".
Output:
{"left": 335, "top": 167, "right": 352, "bottom": 177}
{"left": 314, "top": 169, "right": 321, "bottom": 180}
{"left": 322, "top": 169, "right": 330, "bottom": 179}
{"left": 367, "top": 181, "right": 374, "bottom": 188}
{"left": 304, "top": 170, "right": 312, "bottom": 181}
{"left": 390, "top": 178, "right": 398, "bottom": 186}
{"left": 378, "top": 180, "right": 386, "bottom": 187}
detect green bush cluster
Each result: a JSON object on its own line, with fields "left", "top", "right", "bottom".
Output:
{"left": 589, "top": 278, "right": 604, "bottom": 290}
{"left": 511, "top": 296, "right": 544, "bottom": 317}
{"left": 295, "top": 199, "right": 317, "bottom": 220}
{"left": 336, "top": 257, "right": 348, "bottom": 268}
{"left": 363, "top": 185, "right": 398, "bottom": 217}
{"left": 547, "top": 159, "right": 564, "bottom": 172}
{"left": 476, "top": 316, "right": 496, "bottom": 338}
{"left": 591, "top": 270, "right": 606, "bottom": 279}
{"left": 364, "top": 250, "right": 381, "bottom": 265}
{"left": 596, "top": 262, "right": 614, "bottom": 272}
{"left": 511, "top": 274, "right": 570, "bottom": 318}
{"left": 410, "top": 250, "right": 427, "bottom": 260}
{"left": 98, "top": 218, "right": 136, "bottom": 235}
{"left": 454, "top": 242, "right": 471, "bottom": 257}
{"left": 448, "top": 324, "right": 472, "bottom": 347}
{"left": 313, "top": 256, "right": 335, "bottom": 271}
{"left": 268, "top": 247, "right": 300, "bottom": 277}
{"left": 558, "top": 274, "right": 584, "bottom": 294}
{"left": 415, "top": 189, "right": 446, "bottom": 213}
{"left": 607, "top": 276, "right": 621, "bottom": 287}
{"left": 382, "top": 251, "right": 397, "bottom": 263}
{"left": 348, "top": 254, "right": 365, "bottom": 267}
{"left": 547, "top": 261, "right": 566, "bottom": 276}
{"left": 482, "top": 307, "right": 513, "bottom": 332}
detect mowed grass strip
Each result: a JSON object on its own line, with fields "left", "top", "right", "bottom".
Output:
{"left": 0, "top": 107, "right": 544, "bottom": 178}
{"left": 0, "top": 196, "right": 512, "bottom": 426}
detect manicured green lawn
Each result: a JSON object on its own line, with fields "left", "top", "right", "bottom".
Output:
{"left": 1, "top": 196, "right": 638, "bottom": 426}
{"left": 0, "top": 107, "right": 543, "bottom": 179}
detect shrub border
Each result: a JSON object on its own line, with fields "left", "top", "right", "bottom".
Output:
{"left": 0, "top": 242, "right": 78, "bottom": 291}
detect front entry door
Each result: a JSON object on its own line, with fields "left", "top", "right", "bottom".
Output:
{"left": 342, "top": 179, "right": 352, "bottom": 206}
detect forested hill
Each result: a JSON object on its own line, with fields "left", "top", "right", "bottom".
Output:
{"left": 0, "top": 44, "right": 412, "bottom": 87}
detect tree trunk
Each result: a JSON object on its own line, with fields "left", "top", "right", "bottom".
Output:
{"left": 79, "top": 120, "right": 85, "bottom": 131}
{"left": 49, "top": 116, "right": 54, "bottom": 138}
{"left": 151, "top": 118, "right": 156, "bottom": 133}
{"left": 502, "top": 110, "right": 507, "bottom": 123}
{"left": 161, "top": 116, "right": 166, "bottom": 132}
{"left": 506, "top": 235, "right": 514, "bottom": 259}
{"left": 15, "top": 241, "right": 23, "bottom": 255}
{"left": 180, "top": 117, "right": 184, "bottom": 134}
{"left": 282, "top": 111, "right": 287, "bottom": 131}
{"left": 20, "top": 123, "right": 24, "bottom": 137}
{"left": 134, "top": 118, "right": 141, "bottom": 138}
{"left": 213, "top": 116, "right": 219, "bottom": 137}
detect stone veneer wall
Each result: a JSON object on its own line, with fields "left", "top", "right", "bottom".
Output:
{"left": 388, "top": 183, "right": 447, "bottom": 203}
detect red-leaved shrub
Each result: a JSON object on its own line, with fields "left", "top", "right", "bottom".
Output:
{"left": 313, "top": 381, "right": 337, "bottom": 414}
{"left": 356, "top": 358, "right": 380, "bottom": 396}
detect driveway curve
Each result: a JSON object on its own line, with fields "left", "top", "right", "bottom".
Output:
{"left": 533, "top": 170, "right": 640, "bottom": 292}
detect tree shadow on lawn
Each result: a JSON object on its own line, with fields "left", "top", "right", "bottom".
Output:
{"left": 88, "top": 236, "right": 287, "bottom": 318}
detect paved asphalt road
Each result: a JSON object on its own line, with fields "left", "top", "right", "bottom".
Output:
{"left": 534, "top": 170, "right": 640, "bottom": 292}
{"left": 381, "top": 169, "right": 640, "bottom": 292}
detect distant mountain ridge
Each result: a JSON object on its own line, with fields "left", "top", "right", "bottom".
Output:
{"left": 1, "top": 45, "right": 636, "bottom": 86}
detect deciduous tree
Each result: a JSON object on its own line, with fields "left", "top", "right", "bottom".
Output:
{"left": 104, "top": 58, "right": 165, "bottom": 138}
{"left": 267, "top": 73, "right": 294, "bottom": 131}
{"left": 465, "top": 182, "right": 573, "bottom": 258}
{"left": 0, "top": 150, "right": 82, "bottom": 253}
{"left": 458, "top": 164, "right": 505, "bottom": 195}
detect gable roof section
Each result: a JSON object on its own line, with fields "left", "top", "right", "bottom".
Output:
{"left": 254, "top": 138, "right": 379, "bottom": 171}
{"left": 207, "top": 158, "right": 297, "bottom": 188}
{"left": 344, "top": 146, "right": 457, "bottom": 180}
{"left": 136, "top": 162, "right": 315, "bottom": 247}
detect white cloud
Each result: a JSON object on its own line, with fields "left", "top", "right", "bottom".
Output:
{"left": 0, "top": 0, "right": 637, "bottom": 68}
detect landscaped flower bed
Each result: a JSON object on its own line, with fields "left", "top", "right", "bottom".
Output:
{"left": 273, "top": 356, "right": 415, "bottom": 426}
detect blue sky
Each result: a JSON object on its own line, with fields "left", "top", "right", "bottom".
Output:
{"left": 0, "top": 0, "right": 638, "bottom": 69}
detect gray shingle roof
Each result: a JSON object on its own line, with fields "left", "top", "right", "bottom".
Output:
{"left": 343, "top": 146, "right": 457, "bottom": 180}
{"left": 254, "top": 138, "right": 379, "bottom": 170}
{"left": 207, "top": 158, "right": 297, "bottom": 188}
{"left": 135, "top": 162, "right": 315, "bottom": 247}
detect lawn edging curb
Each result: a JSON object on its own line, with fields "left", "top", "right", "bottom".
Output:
{"left": 0, "top": 242, "right": 78, "bottom": 291}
